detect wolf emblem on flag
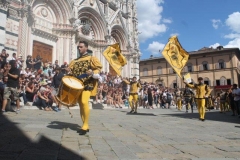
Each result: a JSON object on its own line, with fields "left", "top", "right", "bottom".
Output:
{"left": 162, "top": 36, "right": 189, "bottom": 78}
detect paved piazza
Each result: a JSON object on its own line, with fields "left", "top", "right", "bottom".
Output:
{"left": 0, "top": 107, "right": 240, "bottom": 160}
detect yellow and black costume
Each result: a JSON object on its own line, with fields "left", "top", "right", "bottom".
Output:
{"left": 185, "top": 83, "right": 210, "bottom": 120}
{"left": 122, "top": 79, "right": 141, "bottom": 113}
{"left": 69, "top": 54, "right": 102, "bottom": 133}
{"left": 175, "top": 90, "right": 182, "bottom": 110}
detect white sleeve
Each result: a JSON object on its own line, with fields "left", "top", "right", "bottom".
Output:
{"left": 92, "top": 74, "right": 100, "bottom": 79}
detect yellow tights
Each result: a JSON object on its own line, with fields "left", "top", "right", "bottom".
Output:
{"left": 78, "top": 90, "right": 91, "bottom": 130}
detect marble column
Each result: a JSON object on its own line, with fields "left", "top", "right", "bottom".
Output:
{"left": 18, "top": 17, "right": 29, "bottom": 64}
{"left": 66, "top": 37, "right": 71, "bottom": 63}
{"left": 71, "top": 33, "right": 77, "bottom": 60}
{"left": 59, "top": 37, "right": 63, "bottom": 63}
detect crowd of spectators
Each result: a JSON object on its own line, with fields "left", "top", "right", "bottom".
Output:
{"left": 96, "top": 73, "right": 240, "bottom": 118}
{"left": 1, "top": 48, "right": 240, "bottom": 118}
{"left": 0, "top": 49, "right": 67, "bottom": 113}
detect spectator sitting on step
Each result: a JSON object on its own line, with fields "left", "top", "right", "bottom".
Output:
{"left": 1, "top": 60, "right": 21, "bottom": 113}
{"left": 33, "top": 82, "right": 53, "bottom": 111}
{"left": 18, "top": 79, "right": 31, "bottom": 106}
{"left": 25, "top": 81, "right": 38, "bottom": 102}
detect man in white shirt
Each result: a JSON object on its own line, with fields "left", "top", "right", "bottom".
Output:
{"left": 232, "top": 84, "right": 240, "bottom": 117}
{"left": 17, "top": 56, "right": 23, "bottom": 69}
{"left": 11, "top": 53, "right": 16, "bottom": 60}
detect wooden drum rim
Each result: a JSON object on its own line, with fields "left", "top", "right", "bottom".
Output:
{"left": 62, "top": 76, "right": 84, "bottom": 90}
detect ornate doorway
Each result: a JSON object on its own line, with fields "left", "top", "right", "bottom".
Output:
{"left": 32, "top": 41, "right": 53, "bottom": 63}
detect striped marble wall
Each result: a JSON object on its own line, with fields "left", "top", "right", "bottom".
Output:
{"left": 0, "top": 8, "right": 20, "bottom": 57}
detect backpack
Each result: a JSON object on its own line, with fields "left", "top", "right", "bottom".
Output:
{"left": 184, "top": 88, "right": 191, "bottom": 96}
{"left": 143, "top": 94, "right": 148, "bottom": 101}
{"left": 220, "top": 92, "right": 226, "bottom": 100}
{"left": 167, "top": 93, "right": 173, "bottom": 101}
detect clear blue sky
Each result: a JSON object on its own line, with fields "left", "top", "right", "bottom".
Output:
{"left": 137, "top": 0, "right": 240, "bottom": 59}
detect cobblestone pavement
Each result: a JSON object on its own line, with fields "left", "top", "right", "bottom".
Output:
{"left": 0, "top": 107, "right": 240, "bottom": 160}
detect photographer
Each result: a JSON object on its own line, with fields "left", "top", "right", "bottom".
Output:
{"left": 52, "top": 67, "right": 63, "bottom": 89}
{"left": 33, "top": 82, "right": 52, "bottom": 111}
{"left": 51, "top": 67, "right": 63, "bottom": 111}
{"left": 60, "top": 62, "right": 68, "bottom": 75}
{"left": 0, "top": 49, "right": 7, "bottom": 68}
{"left": 18, "top": 76, "right": 31, "bottom": 106}
{"left": 53, "top": 60, "right": 59, "bottom": 71}
{"left": 33, "top": 55, "right": 42, "bottom": 71}
{"left": 26, "top": 55, "right": 34, "bottom": 69}
{"left": 17, "top": 56, "right": 24, "bottom": 69}
{"left": 25, "top": 81, "right": 38, "bottom": 102}
{"left": 1, "top": 60, "right": 21, "bottom": 113}
{"left": 48, "top": 65, "right": 53, "bottom": 77}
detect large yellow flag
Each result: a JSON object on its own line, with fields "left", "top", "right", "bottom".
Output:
{"left": 103, "top": 43, "right": 127, "bottom": 76}
{"left": 162, "top": 36, "right": 189, "bottom": 78}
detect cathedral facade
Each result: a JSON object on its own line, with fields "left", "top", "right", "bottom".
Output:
{"left": 0, "top": 0, "right": 140, "bottom": 78}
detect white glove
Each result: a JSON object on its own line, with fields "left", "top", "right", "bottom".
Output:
{"left": 98, "top": 76, "right": 103, "bottom": 83}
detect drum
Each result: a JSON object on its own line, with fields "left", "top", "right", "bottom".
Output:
{"left": 55, "top": 76, "right": 84, "bottom": 106}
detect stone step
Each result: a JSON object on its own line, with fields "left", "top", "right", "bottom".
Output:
{"left": 19, "top": 99, "right": 130, "bottom": 110}
{"left": 18, "top": 97, "right": 177, "bottom": 110}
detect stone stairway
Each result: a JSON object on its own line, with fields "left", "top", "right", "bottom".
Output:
{"left": 19, "top": 98, "right": 129, "bottom": 110}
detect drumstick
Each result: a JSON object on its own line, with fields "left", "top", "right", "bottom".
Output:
{"left": 67, "top": 106, "right": 73, "bottom": 118}
{"left": 68, "top": 77, "right": 72, "bottom": 83}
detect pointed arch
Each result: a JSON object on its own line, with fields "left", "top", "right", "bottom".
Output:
{"left": 78, "top": 7, "right": 107, "bottom": 41}
{"left": 111, "top": 25, "right": 128, "bottom": 50}
{"left": 32, "top": 0, "right": 72, "bottom": 24}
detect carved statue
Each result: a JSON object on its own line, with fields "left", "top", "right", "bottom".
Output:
{"left": 132, "top": 1, "right": 137, "bottom": 17}
{"left": 21, "top": 0, "right": 31, "bottom": 5}
{"left": 133, "top": 29, "right": 139, "bottom": 49}
{"left": 73, "top": 19, "right": 81, "bottom": 31}
{"left": 89, "top": 0, "right": 94, "bottom": 5}
{"left": 71, "top": 0, "right": 78, "bottom": 18}
{"left": 106, "top": 22, "right": 111, "bottom": 35}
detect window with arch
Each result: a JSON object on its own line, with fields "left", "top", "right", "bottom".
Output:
{"left": 157, "top": 66, "right": 162, "bottom": 75}
{"left": 143, "top": 68, "right": 148, "bottom": 76}
{"left": 204, "top": 77, "right": 210, "bottom": 85}
{"left": 202, "top": 61, "right": 209, "bottom": 70}
{"left": 220, "top": 76, "right": 227, "bottom": 85}
{"left": 218, "top": 60, "right": 225, "bottom": 69}
{"left": 187, "top": 63, "right": 193, "bottom": 72}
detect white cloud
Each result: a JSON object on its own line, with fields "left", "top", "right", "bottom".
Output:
{"left": 137, "top": 0, "right": 167, "bottom": 42}
{"left": 224, "top": 38, "right": 240, "bottom": 48}
{"left": 210, "top": 12, "right": 240, "bottom": 49}
{"left": 170, "top": 33, "right": 179, "bottom": 37}
{"left": 224, "top": 33, "right": 240, "bottom": 39}
{"left": 147, "top": 41, "right": 165, "bottom": 55}
{"left": 209, "top": 43, "right": 220, "bottom": 49}
{"left": 211, "top": 19, "right": 221, "bottom": 29}
{"left": 223, "top": 12, "right": 240, "bottom": 48}
{"left": 225, "top": 12, "right": 240, "bottom": 33}
{"left": 162, "top": 18, "right": 172, "bottom": 24}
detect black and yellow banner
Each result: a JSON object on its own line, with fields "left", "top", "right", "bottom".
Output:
{"left": 103, "top": 43, "right": 127, "bottom": 76}
{"left": 162, "top": 36, "right": 189, "bottom": 78}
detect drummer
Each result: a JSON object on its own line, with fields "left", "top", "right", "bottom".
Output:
{"left": 68, "top": 41, "right": 102, "bottom": 135}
